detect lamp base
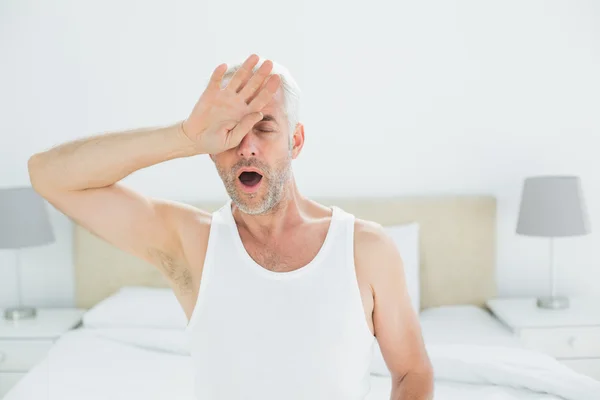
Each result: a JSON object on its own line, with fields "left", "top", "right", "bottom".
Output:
{"left": 4, "top": 307, "right": 37, "bottom": 320}
{"left": 537, "top": 296, "right": 570, "bottom": 310}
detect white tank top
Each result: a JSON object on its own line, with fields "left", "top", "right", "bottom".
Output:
{"left": 184, "top": 199, "right": 375, "bottom": 400}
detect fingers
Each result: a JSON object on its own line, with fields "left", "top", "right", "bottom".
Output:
{"left": 206, "top": 63, "right": 228, "bottom": 92}
{"left": 238, "top": 60, "right": 273, "bottom": 103}
{"left": 224, "top": 54, "right": 260, "bottom": 93}
{"left": 228, "top": 112, "right": 264, "bottom": 147}
{"left": 247, "top": 74, "right": 281, "bottom": 111}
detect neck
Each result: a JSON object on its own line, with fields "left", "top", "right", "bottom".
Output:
{"left": 231, "top": 177, "right": 305, "bottom": 241}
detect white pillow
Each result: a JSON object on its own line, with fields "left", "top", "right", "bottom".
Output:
{"left": 82, "top": 286, "right": 188, "bottom": 329}
{"left": 384, "top": 223, "right": 420, "bottom": 313}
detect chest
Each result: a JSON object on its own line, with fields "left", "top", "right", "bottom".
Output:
{"left": 238, "top": 226, "right": 328, "bottom": 273}
{"left": 237, "top": 224, "right": 375, "bottom": 337}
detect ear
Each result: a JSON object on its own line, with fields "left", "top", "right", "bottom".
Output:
{"left": 290, "top": 123, "right": 305, "bottom": 159}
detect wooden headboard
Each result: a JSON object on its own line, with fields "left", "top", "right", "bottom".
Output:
{"left": 74, "top": 196, "right": 497, "bottom": 310}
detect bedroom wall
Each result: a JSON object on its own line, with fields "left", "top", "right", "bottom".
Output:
{"left": 1, "top": 0, "right": 599, "bottom": 308}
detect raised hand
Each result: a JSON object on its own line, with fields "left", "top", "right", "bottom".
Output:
{"left": 181, "top": 54, "right": 281, "bottom": 155}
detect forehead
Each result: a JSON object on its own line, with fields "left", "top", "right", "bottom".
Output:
{"left": 259, "top": 85, "right": 284, "bottom": 121}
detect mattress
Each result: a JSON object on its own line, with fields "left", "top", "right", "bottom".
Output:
{"left": 5, "top": 305, "right": 598, "bottom": 400}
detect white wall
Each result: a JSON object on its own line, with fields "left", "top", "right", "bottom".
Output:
{"left": 1, "top": 0, "right": 599, "bottom": 308}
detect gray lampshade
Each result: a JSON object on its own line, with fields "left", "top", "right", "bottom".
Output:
{"left": 516, "top": 176, "right": 590, "bottom": 237}
{"left": 0, "top": 187, "right": 55, "bottom": 249}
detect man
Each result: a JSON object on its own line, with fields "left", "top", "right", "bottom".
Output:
{"left": 28, "top": 54, "right": 434, "bottom": 399}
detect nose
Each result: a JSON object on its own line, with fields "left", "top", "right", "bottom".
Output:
{"left": 237, "top": 132, "right": 259, "bottom": 157}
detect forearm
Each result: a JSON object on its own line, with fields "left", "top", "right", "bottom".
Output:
{"left": 390, "top": 370, "right": 434, "bottom": 400}
{"left": 28, "top": 121, "right": 198, "bottom": 192}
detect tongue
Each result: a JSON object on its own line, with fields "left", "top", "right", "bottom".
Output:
{"left": 239, "top": 171, "right": 262, "bottom": 186}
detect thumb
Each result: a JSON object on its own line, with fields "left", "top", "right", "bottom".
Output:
{"left": 228, "top": 112, "right": 263, "bottom": 145}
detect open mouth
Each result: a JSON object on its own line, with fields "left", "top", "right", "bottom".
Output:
{"left": 238, "top": 171, "right": 263, "bottom": 189}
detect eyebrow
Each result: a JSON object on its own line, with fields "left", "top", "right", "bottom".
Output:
{"left": 260, "top": 114, "right": 279, "bottom": 125}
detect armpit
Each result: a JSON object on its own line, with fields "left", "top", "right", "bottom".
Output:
{"left": 146, "top": 247, "right": 193, "bottom": 294}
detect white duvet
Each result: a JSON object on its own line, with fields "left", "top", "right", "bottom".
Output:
{"left": 6, "top": 327, "right": 600, "bottom": 400}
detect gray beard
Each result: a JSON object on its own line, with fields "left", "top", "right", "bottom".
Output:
{"left": 217, "top": 156, "right": 292, "bottom": 216}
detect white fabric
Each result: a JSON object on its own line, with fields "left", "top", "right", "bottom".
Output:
{"left": 82, "top": 286, "right": 187, "bottom": 329}
{"left": 82, "top": 305, "right": 522, "bottom": 368}
{"left": 79, "top": 224, "right": 414, "bottom": 331}
{"left": 86, "top": 327, "right": 190, "bottom": 355}
{"left": 419, "top": 304, "right": 523, "bottom": 347}
{"left": 383, "top": 223, "right": 420, "bottom": 313}
{"left": 6, "top": 327, "right": 598, "bottom": 400}
{"left": 428, "top": 343, "right": 600, "bottom": 400}
{"left": 185, "top": 200, "right": 375, "bottom": 400}
{"left": 5, "top": 329, "right": 197, "bottom": 400}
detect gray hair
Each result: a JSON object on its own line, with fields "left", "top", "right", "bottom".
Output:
{"left": 221, "top": 57, "right": 301, "bottom": 148}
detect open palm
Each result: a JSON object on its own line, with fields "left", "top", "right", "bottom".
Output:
{"left": 182, "top": 54, "right": 281, "bottom": 155}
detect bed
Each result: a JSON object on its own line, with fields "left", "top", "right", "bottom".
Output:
{"left": 5, "top": 196, "right": 600, "bottom": 399}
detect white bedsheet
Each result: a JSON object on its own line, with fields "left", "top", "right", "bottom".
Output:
{"left": 419, "top": 304, "right": 522, "bottom": 347}
{"left": 6, "top": 306, "right": 600, "bottom": 399}
{"left": 7, "top": 327, "right": 600, "bottom": 400}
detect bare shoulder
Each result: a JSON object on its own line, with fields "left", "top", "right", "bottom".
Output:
{"left": 353, "top": 218, "right": 396, "bottom": 255}
{"left": 353, "top": 218, "right": 405, "bottom": 283}
{"left": 355, "top": 218, "right": 431, "bottom": 385}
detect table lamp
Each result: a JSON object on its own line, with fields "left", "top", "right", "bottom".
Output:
{"left": 0, "top": 187, "right": 55, "bottom": 320}
{"left": 516, "top": 176, "right": 591, "bottom": 309}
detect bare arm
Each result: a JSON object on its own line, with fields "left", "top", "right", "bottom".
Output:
{"left": 355, "top": 220, "right": 434, "bottom": 400}
{"left": 28, "top": 122, "right": 205, "bottom": 289}
{"left": 27, "top": 53, "right": 281, "bottom": 290}
{"left": 29, "top": 122, "right": 197, "bottom": 193}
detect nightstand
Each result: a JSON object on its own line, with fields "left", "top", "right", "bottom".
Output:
{"left": 486, "top": 297, "right": 600, "bottom": 381}
{"left": 0, "top": 308, "right": 86, "bottom": 398}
